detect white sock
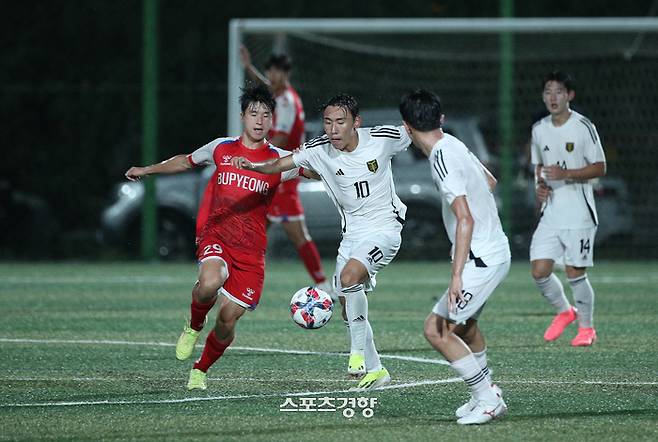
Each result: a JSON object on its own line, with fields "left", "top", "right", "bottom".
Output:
{"left": 569, "top": 274, "right": 595, "bottom": 328}
{"left": 364, "top": 320, "right": 382, "bottom": 372}
{"left": 451, "top": 354, "right": 498, "bottom": 404}
{"left": 472, "top": 348, "right": 491, "bottom": 384}
{"left": 343, "top": 318, "right": 350, "bottom": 345}
{"left": 535, "top": 273, "right": 571, "bottom": 313}
{"left": 343, "top": 284, "right": 367, "bottom": 355}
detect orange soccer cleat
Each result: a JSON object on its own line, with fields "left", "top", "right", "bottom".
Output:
{"left": 543, "top": 306, "right": 578, "bottom": 341}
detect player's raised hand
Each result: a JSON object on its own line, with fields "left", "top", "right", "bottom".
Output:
{"left": 231, "top": 156, "right": 254, "bottom": 170}
{"left": 125, "top": 166, "right": 147, "bottom": 181}
{"left": 239, "top": 45, "right": 251, "bottom": 68}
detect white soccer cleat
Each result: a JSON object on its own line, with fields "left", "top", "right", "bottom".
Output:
{"left": 456, "top": 397, "right": 507, "bottom": 425}
{"left": 455, "top": 384, "right": 503, "bottom": 418}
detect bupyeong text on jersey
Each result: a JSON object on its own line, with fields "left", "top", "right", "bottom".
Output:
{"left": 217, "top": 172, "right": 270, "bottom": 195}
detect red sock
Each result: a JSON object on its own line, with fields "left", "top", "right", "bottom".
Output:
{"left": 193, "top": 330, "right": 233, "bottom": 372}
{"left": 297, "top": 240, "right": 325, "bottom": 283}
{"left": 190, "top": 297, "right": 216, "bottom": 331}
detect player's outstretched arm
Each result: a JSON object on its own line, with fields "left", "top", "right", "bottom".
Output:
{"left": 231, "top": 154, "right": 296, "bottom": 175}
{"left": 542, "top": 162, "right": 606, "bottom": 181}
{"left": 240, "top": 45, "right": 270, "bottom": 86}
{"left": 125, "top": 154, "right": 192, "bottom": 181}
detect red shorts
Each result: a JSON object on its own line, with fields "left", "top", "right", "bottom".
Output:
{"left": 267, "top": 178, "right": 304, "bottom": 222}
{"left": 196, "top": 236, "right": 265, "bottom": 311}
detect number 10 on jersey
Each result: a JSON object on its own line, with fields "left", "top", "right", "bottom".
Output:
{"left": 354, "top": 181, "right": 370, "bottom": 198}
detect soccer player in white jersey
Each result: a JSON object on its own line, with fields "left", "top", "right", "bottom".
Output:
{"left": 232, "top": 94, "right": 410, "bottom": 390}
{"left": 400, "top": 89, "right": 510, "bottom": 425}
{"left": 530, "top": 71, "right": 606, "bottom": 347}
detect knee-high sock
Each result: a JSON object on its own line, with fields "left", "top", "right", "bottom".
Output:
{"left": 343, "top": 284, "right": 367, "bottom": 355}
{"left": 569, "top": 274, "right": 595, "bottom": 328}
{"left": 193, "top": 330, "right": 233, "bottom": 372}
{"left": 297, "top": 240, "right": 325, "bottom": 283}
{"left": 190, "top": 297, "right": 216, "bottom": 331}
{"left": 364, "top": 320, "right": 382, "bottom": 372}
{"left": 534, "top": 273, "right": 571, "bottom": 313}
{"left": 472, "top": 348, "right": 491, "bottom": 384}
{"left": 451, "top": 354, "right": 497, "bottom": 403}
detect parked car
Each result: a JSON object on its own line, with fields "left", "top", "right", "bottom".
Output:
{"left": 100, "top": 108, "right": 632, "bottom": 260}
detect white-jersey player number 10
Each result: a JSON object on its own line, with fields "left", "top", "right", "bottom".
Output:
{"left": 354, "top": 181, "right": 371, "bottom": 198}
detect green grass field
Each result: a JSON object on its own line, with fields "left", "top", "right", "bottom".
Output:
{"left": 1, "top": 260, "right": 657, "bottom": 441}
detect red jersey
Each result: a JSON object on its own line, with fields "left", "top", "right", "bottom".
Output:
{"left": 269, "top": 85, "right": 305, "bottom": 150}
{"left": 188, "top": 137, "right": 299, "bottom": 256}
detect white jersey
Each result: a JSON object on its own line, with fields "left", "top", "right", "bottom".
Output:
{"left": 531, "top": 110, "right": 606, "bottom": 229}
{"left": 430, "top": 133, "right": 510, "bottom": 266}
{"left": 292, "top": 126, "right": 410, "bottom": 239}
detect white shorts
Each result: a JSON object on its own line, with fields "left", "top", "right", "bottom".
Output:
{"left": 432, "top": 259, "right": 510, "bottom": 325}
{"left": 530, "top": 223, "right": 597, "bottom": 267}
{"left": 334, "top": 230, "right": 401, "bottom": 295}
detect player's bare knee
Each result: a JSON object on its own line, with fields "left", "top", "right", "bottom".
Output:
{"left": 565, "top": 266, "right": 586, "bottom": 279}
{"left": 531, "top": 263, "right": 551, "bottom": 280}
{"left": 424, "top": 315, "right": 446, "bottom": 342}
{"left": 339, "top": 271, "right": 360, "bottom": 289}
{"left": 197, "top": 278, "right": 222, "bottom": 300}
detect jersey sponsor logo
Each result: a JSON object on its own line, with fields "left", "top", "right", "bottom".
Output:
{"left": 565, "top": 142, "right": 575, "bottom": 153}
{"left": 366, "top": 159, "right": 379, "bottom": 173}
{"left": 243, "top": 287, "right": 255, "bottom": 300}
{"left": 336, "top": 168, "right": 345, "bottom": 176}
{"left": 217, "top": 172, "right": 270, "bottom": 195}
{"left": 220, "top": 154, "right": 232, "bottom": 165}
{"left": 543, "top": 145, "right": 550, "bottom": 151}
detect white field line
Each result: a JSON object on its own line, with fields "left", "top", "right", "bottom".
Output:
{"left": 0, "top": 378, "right": 464, "bottom": 408}
{"left": 0, "top": 337, "right": 450, "bottom": 366}
{"left": 1, "top": 335, "right": 657, "bottom": 408}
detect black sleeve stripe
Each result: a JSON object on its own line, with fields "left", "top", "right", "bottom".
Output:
{"left": 371, "top": 127, "right": 400, "bottom": 135}
{"left": 579, "top": 119, "right": 598, "bottom": 144}
{"left": 305, "top": 135, "right": 330, "bottom": 149}
{"left": 433, "top": 161, "right": 444, "bottom": 181}
{"left": 371, "top": 134, "right": 401, "bottom": 140}
{"left": 439, "top": 150, "right": 448, "bottom": 177}
{"left": 433, "top": 150, "right": 448, "bottom": 181}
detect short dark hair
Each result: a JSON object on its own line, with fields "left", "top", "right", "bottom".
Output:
{"left": 239, "top": 83, "right": 276, "bottom": 114}
{"left": 543, "top": 70, "right": 574, "bottom": 91}
{"left": 264, "top": 54, "right": 292, "bottom": 72}
{"left": 320, "top": 94, "right": 359, "bottom": 120}
{"left": 399, "top": 89, "right": 442, "bottom": 132}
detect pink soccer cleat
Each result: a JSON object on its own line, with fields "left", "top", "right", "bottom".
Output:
{"left": 543, "top": 306, "right": 577, "bottom": 341}
{"left": 571, "top": 327, "right": 597, "bottom": 347}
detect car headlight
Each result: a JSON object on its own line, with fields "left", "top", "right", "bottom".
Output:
{"left": 112, "top": 182, "right": 142, "bottom": 201}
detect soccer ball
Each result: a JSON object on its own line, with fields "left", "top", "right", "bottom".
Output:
{"left": 290, "top": 286, "right": 333, "bottom": 329}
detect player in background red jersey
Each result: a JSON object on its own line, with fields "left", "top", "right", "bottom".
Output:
{"left": 240, "top": 46, "right": 331, "bottom": 295}
{"left": 125, "top": 85, "right": 302, "bottom": 390}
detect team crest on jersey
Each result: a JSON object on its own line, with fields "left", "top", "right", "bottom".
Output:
{"left": 565, "top": 142, "right": 575, "bottom": 153}
{"left": 221, "top": 154, "right": 232, "bottom": 165}
{"left": 366, "top": 159, "right": 378, "bottom": 173}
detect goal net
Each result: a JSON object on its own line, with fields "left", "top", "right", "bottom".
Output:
{"left": 229, "top": 18, "right": 658, "bottom": 258}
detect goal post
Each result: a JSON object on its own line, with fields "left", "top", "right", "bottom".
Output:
{"left": 227, "top": 17, "right": 658, "bottom": 257}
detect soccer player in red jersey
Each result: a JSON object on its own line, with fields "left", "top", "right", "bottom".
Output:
{"left": 125, "top": 85, "right": 302, "bottom": 390}
{"left": 240, "top": 46, "right": 330, "bottom": 294}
